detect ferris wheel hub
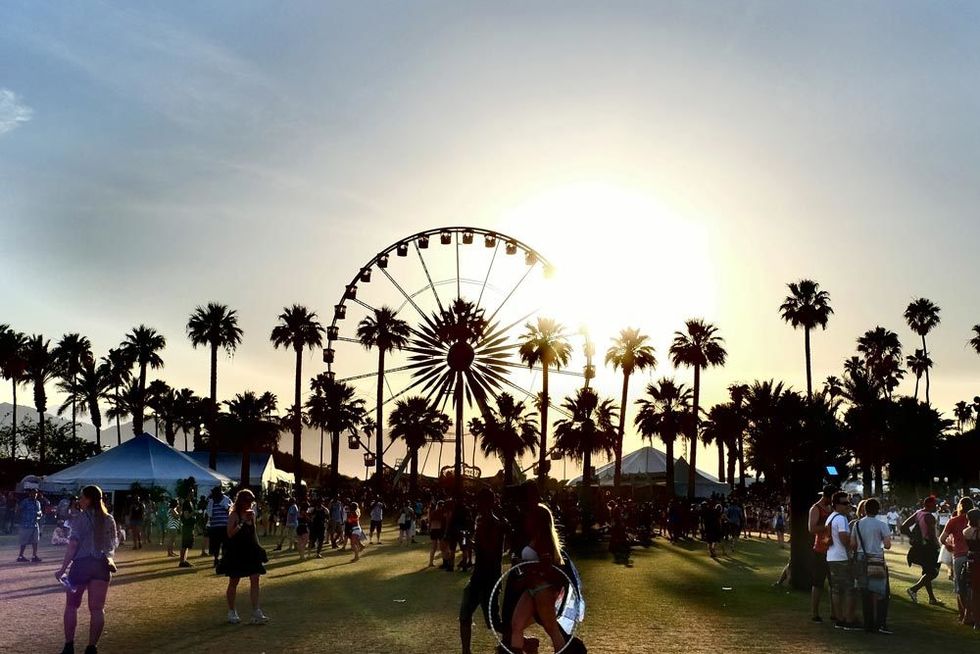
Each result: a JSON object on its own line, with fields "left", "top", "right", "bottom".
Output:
{"left": 447, "top": 341, "right": 476, "bottom": 372}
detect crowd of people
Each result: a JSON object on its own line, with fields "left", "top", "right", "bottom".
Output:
{"left": 10, "top": 476, "right": 980, "bottom": 653}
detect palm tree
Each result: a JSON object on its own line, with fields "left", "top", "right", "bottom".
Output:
{"left": 306, "top": 374, "right": 366, "bottom": 491}
{"left": 519, "top": 317, "right": 572, "bottom": 484}
{"left": 187, "top": 302, "right": 244, "bottom": 469}
{"left": 101, "top": 348, "right": 132, "bottom": 445}
{"left": 119, "top": 325, "right": 166, "bottom": 435}
{"left": 271, "top": 305, "right": 324, "bottom": 487}
{"left": 954, "top": 401, "right": 975, "bottom": 434}
{"left": 388, "top": 396, "right": 449, "bottom": 494}
{"left": 856, "top": 326, "right": 905, "bottom": 397}
{"left": 108, "top": 379, "right": 147, "bottom": 437}
{"left": 779, "top": 280, "right": 833, "bottom": 399}
{"left": 905, "top": 349, "right": 932, "bottom": 400}
{"left": 21, "top": 335, "right": 59, "bottom": 465}
{"left": 904, "top": 298, "right": 940, "bottom": 406}
{"left": 0, "top": 326, "right": 28, "bottom": 458}
{"left": 605, "top": 328, "right": 657, "bottom": 489}
{"left": 634, "top": 378, "right": 693, "bottom": 498}
{"left": 57, "top": 356, "right": 110, "bottom": 448}
{"left": 669, "top": 319, "right": 727, "bottom": 500}
{"left": 53, "top": 333, "right": 92, "bottom": 441}
{"left": 701, "top": 403, "right": 745, "bottom": 490}
{"left": 470, "top": 392, "right": 538, "bottom": 486}
{"left": 970, "top": 325, "right": 980, "bottom": 357}
{"left": 554, "top": 388, "right": 617, "bottom": 487}
{"left": 223, "top": 391, "right": 279, "bottom": 487}
{"left": 170, "top": 388, "right": 202, "bottom": 451}
{"left": 356, "top": 306, "right": 410, "bottom": 487}
{"left": 145, "top": 379, "right": 171, "bottom": 439}
{"left": 727, "top": 383, "right": 750, "bottom": 487}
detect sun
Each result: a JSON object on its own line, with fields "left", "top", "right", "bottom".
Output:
{"left": 496, "top": 181, "right": 717, "bottom": 349}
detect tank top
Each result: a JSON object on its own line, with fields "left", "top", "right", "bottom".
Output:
{"left": 813, "top": 502, "right": 832, "bottom": 553}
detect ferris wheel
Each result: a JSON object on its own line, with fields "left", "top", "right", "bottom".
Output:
{"left": 323, "top": 227, "right": 587, "bottom": 486}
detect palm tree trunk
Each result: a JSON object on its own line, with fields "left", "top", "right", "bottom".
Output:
{"left": 538, "top": 365, "right": 550, "bottom": 485}
{"left": 376, "top": 349, "right": 385, "bottom": 489}
{"left": 726, "top": 442, "right": 737, "bottom": 491}
{"left": 115, "top": 393, "right": 122, "bottom": 445}
{"left": 410, "top": 448, "right": 419, "bottom": 496}
{"left": 454, "top": 373, "right": 464, "bottom": 496}
{"left": 922, "top": 334, "right": 931, "bottom": 406}
{"left": 687, "top": 366, "right": 700, "bottom": 501}
{"left": 36, "top": 390, "right": 45, "bottom": 466}
{"left": 11, "top": 380, "right": 17, "bottom": 459}
{"left": 861, "top": 460, "right": 872, "bottom": 497}
{"left": 614, "top": 373, "right": 629, "bottom": 490}
{"left": 738, "top": 433, "right": 746, "bottom": 489}
{"left": 717, "top": 441, "right": 725, "bottom": 483}
{"left": 71, "top": 373, "right": 77, "bottom": 440}
{"left": 208, "top": 342, "right": 219, "bottom": 470}
{"left": 503, "top": 453, "right": 514, "bottom": 486}
{"left": 665, "top": 438, "right": 675, "bottom": 499}
{"left": 330, "top": 431, "right": 341, "bottom": 491}
{"left": 241, "top": 446, "right": 251, "bottom": 488}
{"left": 92, "top": 400, "right": 102, "bottom": 449}
{"left": 913, "top": 374, "right": 920, "bottom": 400}
{"left": 319, "top": 427, "right": 324, "bottom": 469}
{"left": 293, "top": 347, "right": 303, "bottom": 488}
{"left": 804, "top": 327, "right": 813, "bottom": 400}
{"left": 136, "top": 363, "right": 147, "bottom": 435}
{"left": 874, "top": 463, "right": 883, "bottom": 497}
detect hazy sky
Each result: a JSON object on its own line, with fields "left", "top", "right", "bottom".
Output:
{"left": 2, "top": 2, "right": 979, "bottom": 477}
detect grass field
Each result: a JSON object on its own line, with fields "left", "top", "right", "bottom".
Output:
{"left": 0, "top": 527, "right": 975, "bottom": 653}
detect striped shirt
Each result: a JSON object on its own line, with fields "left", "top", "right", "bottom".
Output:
{"left": 207, "top": 496, "right": 232, "bottom": 528}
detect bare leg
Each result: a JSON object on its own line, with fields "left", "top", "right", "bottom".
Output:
{"left": 63, "top": 586, "right": 85, "bottom": 643}
{"left": 510, "top": 593, "right": 536, "bottom": 650}
{"left": 226, "top": 577, "right": 240, "bottom": 610}
{"left": 249, "top": 575, "right": 260, "bottom": 611}
{"left": 86, "top": 580, "right": 109, "bottom": 646}
{"left": 533, "top": 590, "right": 566, "bottom": 652}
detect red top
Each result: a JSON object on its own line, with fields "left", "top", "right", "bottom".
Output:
{"left": 813, "top": 502, "right": 832, "bottom": 553}
{"left": 945, "top": 514, "right": 969, "bottom": 557}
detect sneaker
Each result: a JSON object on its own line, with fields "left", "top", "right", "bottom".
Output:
{"left": 31, "top": 556, "right": 42, "bottom": 563}
{"left": 906, "top": 588, "right": 918, "bottom": 604}
{"left": 227, "top": 610, "right": 240, "bottom": 624}
{"left": 178, "top": 560, "right": 193, "bottom": 568}
{"left": 249, "top": 609, "right": 269, "bottom": 625}
{"left": 877, "top": 627, "right": 893, "bottom": 635}
{"left": 835, "top": 621, "right": 861, "bottom": 631}
{"left": 16, "top": 556, "right": 28, "bottom": 563}
{"left": 59, "top": 642, "right": 75, "bottom": 654}
{"left": 928, "top": 598, "right": 944, "bottom": 606}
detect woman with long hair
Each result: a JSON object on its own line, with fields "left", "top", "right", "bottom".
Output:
{"left": 345, "top": 501, "right": 365, "bottom": 562}
{"left": 55, "top": 485, "right": 118, "bottom": 654}
{"left": 940, "top": 496, "right": 974, "bottom": 623}
{"left": 509, "top": 504, "right": 567, "bottom": 653}
{"left": 428, "top": 500, "right": 445, "bottom": 567}
{"left": 218, "top": 489, "right": 269, "bottom": 625}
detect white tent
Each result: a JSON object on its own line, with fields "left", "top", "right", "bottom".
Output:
{"left": 567, "top": 445, "right": 729, "bottom": 497}
{"left": 39, "top": 433, "right": 231, "bottom": 494}
{"left": 186, "top": 452, "right": 291, "bottom": 488}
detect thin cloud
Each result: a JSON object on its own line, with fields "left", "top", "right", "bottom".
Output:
{"left": 0, "top": 88, "right": 32, "bottom": 136}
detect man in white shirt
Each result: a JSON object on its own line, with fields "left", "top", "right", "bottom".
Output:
{"left": 886, "top": 508, "right": 900, "bottom": 538}
{"left": 825, "top": 492, "right": 859, "bottom": 630}
{"left": 369, "top": 499, "right": 385, "bottom": 544}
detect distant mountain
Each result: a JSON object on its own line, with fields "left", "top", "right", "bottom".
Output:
{"left": 0, "top": 402, "right": 130, "bottom": 445}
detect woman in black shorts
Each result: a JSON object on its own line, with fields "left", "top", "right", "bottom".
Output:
{"left": 428, "top": 500, "right": 444, "bottom": 567}
{"left": 55, "top": 485, "right": 118, "bottom": 654}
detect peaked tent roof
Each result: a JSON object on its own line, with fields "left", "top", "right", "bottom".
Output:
{"left": 40, "top": 433, "right": 231, "bottom": 494}
{"left": 567, "top": 445, "right": 729, "bottom": 497}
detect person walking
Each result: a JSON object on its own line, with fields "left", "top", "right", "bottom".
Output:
{"left": 903, "top": 496, "right": 943, "bottom": 606}
{"left": 178, "top": 491, "right": 197, "bottom": 568}
{"left": 429, "top": 500, "right": 445, "bottom": 567}
{"left": 55, "top": 485, "right": 118, "bottom": 654}
{"left": 940, "top": 497, "right": 974, "bottom": 623}
{"left": 851, "top": 498, "right": 892, "bottom": 634}
{"left": 328, "top": 496, "right": 344, "bottom": 549}
{"left": 369, "top": 498, "right": 385, "bottom": 545}
{"left": 397, "top": 503, "right": 414, "bottom": 546}
{"left": 275, "top": 497, "right": 299, "bottom": 552}
{"left": 773, "top": 505, "right": 787, "bottom": 549}
{"left": 346, "top": 501, "right": 365, "bottom": 562}
{"left": 127, "top": 495, "right": 144, "bottom": 550}
{"left": 964, "top": 508, "right": 980, "bottom": 629}
{"left": 826, "top": 491, "right": 859, "bottom": 630}
{"left": 310, "top": 497, "right": 327, "bottom": 558}
{"left": 218, "top": 489, "right": 269, "bottom": 625}
{"left": 206, "top": 487, "right": 232, "bottom": 569}
{"left": 808, "top": 485, "right": 836, "bottom": 623}
{"left": 460, "top": 487, "right": 506, "bottom": 654}
{"left": 16, "top": 488, "right": 43, "bottom": 563}
{"left": 165, "top": 500, "right": 180, "bottom": 557}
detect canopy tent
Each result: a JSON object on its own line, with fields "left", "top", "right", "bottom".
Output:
{"left": 39, "top": 433, "right": 231, "bottom": 494}
{"left": 567, "top": 445, "right": 729, "bottom": 497}
{"left": 186, "top": 452, "right": 291, "bottom": 488}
